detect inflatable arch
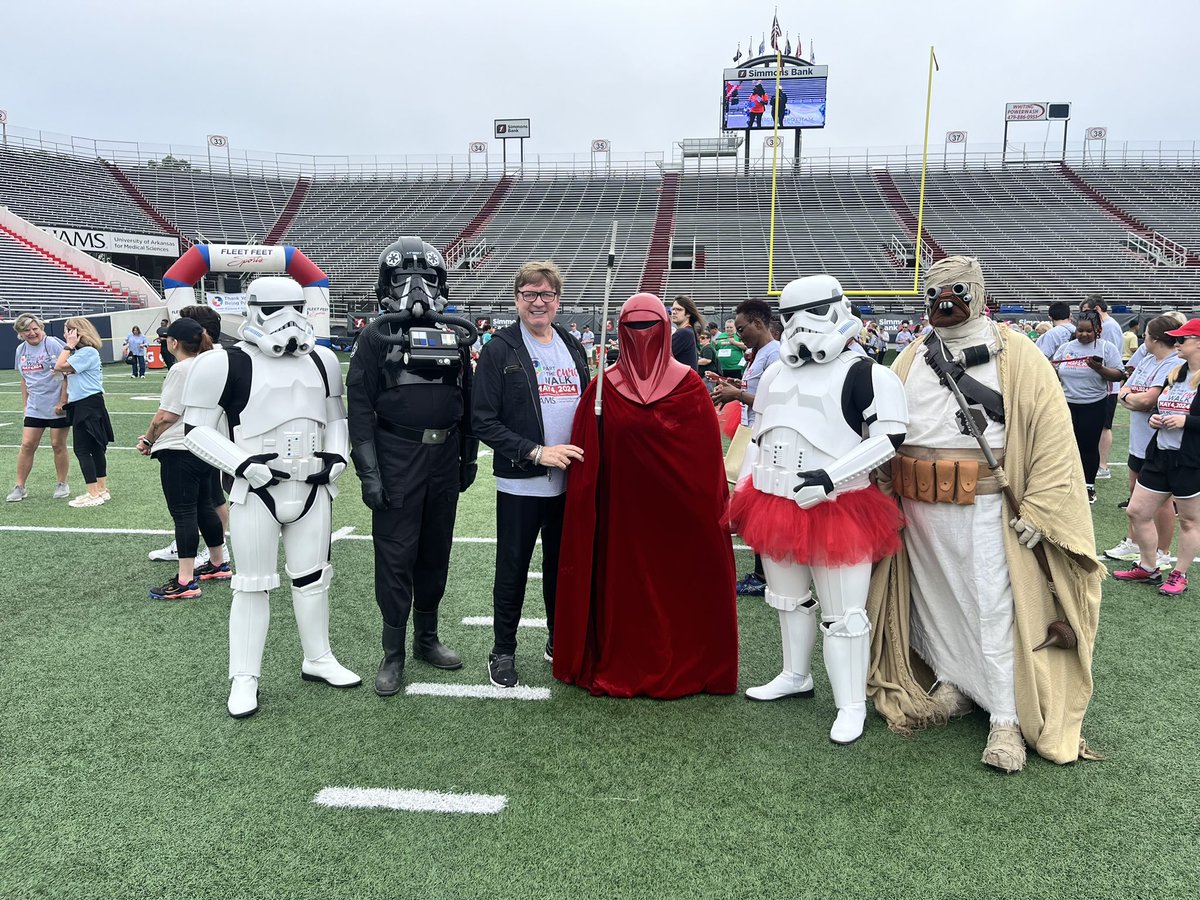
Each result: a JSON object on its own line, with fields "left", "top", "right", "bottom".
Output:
{"left": 162, "top": 244, "right": 331, "bottom": 345}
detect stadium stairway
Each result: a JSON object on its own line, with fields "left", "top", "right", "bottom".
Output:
{"left": 639, "top": 172, "right": 679, "bottom": 296}
{"left": 444, "top": 176, "right": 515, "bottom": 264}
{"left": 98, "top": 159, "right": 191, "bottom": 250}
{"left": 0, "top": 221, "right": 141, "bottom": 306}
{"left": 264, "top": 177, "right": 310, "bottom": 245}
{"left": 871, "top": 170, "right": 947, "bottom": 262}
{"left": 1058, "top": 163, "right": 1200, "bottom": 266}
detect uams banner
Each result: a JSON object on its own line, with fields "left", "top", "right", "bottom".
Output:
{"left": 42, "top": 226, "right": 180, "bottom": 257}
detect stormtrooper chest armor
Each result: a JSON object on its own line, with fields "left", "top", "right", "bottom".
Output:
{"left": 233, "top": 347, "right": 330, "bottom": 466}
{"left": 752, "top": 355, "right": 867, "bottom": 497}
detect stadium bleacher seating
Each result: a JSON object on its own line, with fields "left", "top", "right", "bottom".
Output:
{"left": 1072, "top": 166, "right": 1200, "bottom": 251}
{"left": 0, "top": 230, "right": 136, "bottom": 317}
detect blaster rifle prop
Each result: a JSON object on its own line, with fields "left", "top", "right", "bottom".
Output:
{"left": 934, "top": 356, "right": 1078, "bottom": 652}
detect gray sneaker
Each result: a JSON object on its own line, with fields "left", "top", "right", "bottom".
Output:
{"left": 6, "top": 485, "right": 27, "bottom": 502}
{"left": 53, "top": 482, "right": 70, "bottom": 499}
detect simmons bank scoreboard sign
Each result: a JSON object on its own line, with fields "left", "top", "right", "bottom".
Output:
{"left": 723, "top": 64, "right": 829, "bottom": 80}
{"left": 42, "top": 226, "right": 180, "bottom": 257}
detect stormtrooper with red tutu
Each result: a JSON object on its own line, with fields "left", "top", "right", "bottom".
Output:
{"left": 728, "top": 275, "right": 908, "bottom": 743}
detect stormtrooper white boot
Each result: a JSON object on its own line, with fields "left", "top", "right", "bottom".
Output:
{"left": 228, "top": 590, "right": 270, "bottom": 718}
{"left": 292, "top": 566, "right": 362, "bottom": 689}
{"left": 822, "top": 608, "right": 872, "bottom": 744}
{"left": 746, "top": 598, "right": 818, "bottom": 701}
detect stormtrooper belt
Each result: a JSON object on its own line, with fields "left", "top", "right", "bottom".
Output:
{"left": 892, "top": 447, "right": 1004, "bottom": 505}
{"left": 377, "top": 417, "right": 457, "bottom": 445}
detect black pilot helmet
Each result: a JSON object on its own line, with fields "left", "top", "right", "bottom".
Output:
{"left": 375, "top": 237, "right": 449, "bottom": 317}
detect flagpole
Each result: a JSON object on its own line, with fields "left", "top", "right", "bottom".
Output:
{"left": 594, "top": 220, "right": 619, "bottom": 417}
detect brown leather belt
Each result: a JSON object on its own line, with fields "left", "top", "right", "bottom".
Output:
{"left": 893, "top": 446, "right": 1004, "bottom": 504}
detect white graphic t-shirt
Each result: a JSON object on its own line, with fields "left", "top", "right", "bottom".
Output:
{"left": 1156, "top": 372, "right": 1197, "bottom": 452}
{"left": 496, "top": 326, "right": 583, "bottom": 498}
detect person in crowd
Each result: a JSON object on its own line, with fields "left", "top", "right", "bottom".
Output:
{"left": 895, "top": 321, "right": 914, "bottom": 350}
{"left": 1081, "top": 296, "right": 1125, "bottom": 480}
{"left": 1052, "top": 309, "right": 1125, "bottom": 503}
{"left": 53, "top": 318, "right": 113, "bottom": 507}
{"left": 1122, "top": 319, "right": 1140, "bottom": 363}
{"left": 137, "top": 318, "right": 228, "bottom": 599}
{"left": 8, "top": 314, "right": 70, "bottom": 502}
{"left": 1127, "top": 310, "right": 1186, "bottom": 376}
{"left": 123, "top": 325, "right": 150, "bottom": 379}
{"left": 707, "top": 322, "right": 720, "bottom": 340}
{"left": 348, "top": 238, "right": 476, "bottom": 697}
{"left": 1114, "top": 318, "right": 1200, "bottom": 596}
{"left": 568, "top": 321, "right": 582, "bottom": 341}
{"left": 158, "top": 318, "right": 176, "bottom": 369}
{"left": 697, "top": 329, "right": 718, "bottom": 388}
{"left": 669, "top": 295, "right": 702, "bottom": 370}
{"left": 148, "top": 305, "right": 231, "bottom": 567}
{"left": 714, "top": 317, "right": 747, "bottom": 379}
{"left": 472, "top": 260, "right": 590, "bottom": 688}
{"left": 580, "top": 324, "right": 595, "bottom": 364}
{"left": 713, "top": 299, "right": 780, "bottom": 596}
{"left": 1105, "top": 316, "right": 1180, "bottom": 567}
{"left": 1036, "top": 301, "right": 1074, "bottom": 359}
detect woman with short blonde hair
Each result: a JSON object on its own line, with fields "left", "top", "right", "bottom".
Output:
{"left": 54, "top": 317, "right": 114, "bottom": 507}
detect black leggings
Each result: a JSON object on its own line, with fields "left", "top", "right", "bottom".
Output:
{"left": 1068, "top": 398, "right": 1108, "bottom": 485}
{"left": 492, "top": 491, "right": 566, "bottom": 656}
{"left": 157, "top": 451, "right": 224, "bottom": 559}
{"left": 73, "top": 426, "right": 108, "bottom": 485}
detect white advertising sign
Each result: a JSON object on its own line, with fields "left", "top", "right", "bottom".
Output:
{"left": 42, "top": 226, "right": 180, "bottom": 257}
{"left": 494, "top": 118, "right": 531, "bottom": 139}
{"left": 1005, "top": 102, "right": 1049, "bottom": 122}
{"left": 207, "top": 134, "right": 229, "bottom": 148}
{"left": 723, "top": 64, "right": 828, "bottom": 80}
{"left": 205, "top": 292, "right": 248, "bottom": 315}
{"left": 945, "top": 130, "right": 968, "bottom": 144}
{"left": 469, "top": 142, "right": 488, "bottom": 154}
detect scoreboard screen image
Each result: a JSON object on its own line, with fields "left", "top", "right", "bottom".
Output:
{"left": 722, "top": 75, "right": 827, "bottom": 130}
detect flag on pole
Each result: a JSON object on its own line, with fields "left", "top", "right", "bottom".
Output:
{"left": 733, "top": 42, "right": 742, "bottom": 63}
{"left": 770, "top": 13, "right": 782, "bottom": 53}
{"left": 932, "top": 48, "right": 940, "bottom": 71}
{"left": 809, "top": 40, "right": 816, "bottom": 62}
{"left": 759, "top": 34, "right": 765, "bottom": 55}
{"left": 784, "top": 36, "right": 792, "bottom": 56}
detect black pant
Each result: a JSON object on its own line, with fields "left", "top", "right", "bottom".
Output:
{"left": 1068, "top": 398, "right": 1107, "bottom": 485}
{"left": 131, "top": 355, "right": 146, "bottom": 377}
{"left": 157, "top": 450, "right": 224, "bottom": 558}
{"left": 73, "top": 426, "right": 107, "bottom": 485}
{"left": 371, "top": 433, "right": 460, "bottom": 630}
{"left": 492, "top": 490, "right": 566, "bottom": 656}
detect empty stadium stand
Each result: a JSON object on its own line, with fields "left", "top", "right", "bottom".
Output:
{"left": 0, "top": 229, "right": 140, "bottom": 316}
{"left": 1068, "top": 165, "right": 1200, "bottom": 256}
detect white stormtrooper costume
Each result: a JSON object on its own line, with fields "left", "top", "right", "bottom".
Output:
{"left": 183, "top": 276, "right": 360, "bottom": 718}
{"left": 729, "top": 275, "right": 908, "bottom": 744}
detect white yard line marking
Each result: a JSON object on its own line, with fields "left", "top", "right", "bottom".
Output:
{"left": 461, "top": 616, "right": 547, "bottom": 628}
{"left": 478, "top": 449, "right": 492, "bottom": 458}
{"left": 0, "top": 525, "right": 174, "bottom": 536}
{"left": 0, "top": 444, "right": 140, "bottom": 451}
{"left": 330, "top": 526, "right": 356, "bottom": 542}
{"left": 313, "top": 787, "right": 506, "bottom": 815}
{"left": 0, "top": 410, "right": 152, "bottom": 416}
{"left": 0, "top": 423, "right": 12, "bottom": 428}
{"left": 406, "top": 682, "right": 550, "bottom": 701}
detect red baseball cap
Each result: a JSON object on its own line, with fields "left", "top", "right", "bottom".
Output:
{"left": 1165, "top": 319, "right": 1200, "bottom": 338}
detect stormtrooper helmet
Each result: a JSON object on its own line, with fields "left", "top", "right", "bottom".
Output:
{"left": 778, "top": 275, "right": 862, "bottom": 367}
{"left": 375, "top": 237, "right": 448, "bottom": 318}
{"left": 240, "top": 276, "right": 315, "bottom": 357}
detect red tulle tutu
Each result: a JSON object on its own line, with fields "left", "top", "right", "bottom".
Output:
{"left": 726, "top": 477, "right": 904, "bottom": 566}
{"left": 719, "top": 401, "right": 742, "bottom": 439}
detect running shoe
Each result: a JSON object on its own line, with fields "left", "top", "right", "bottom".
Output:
{"left": 736, "top": 573, "right": 767, "bottom": 596}
{"left": 1112, "top": 564, "right": 1163, "bottom": 586}
{"left": 53, "top": 482, "right": 70, "bottom": 499}
{"left": 68, "top": 494, "right": 104, "bottom": 508}
{"left": 1157, "top": 550, "right": 1177, "bottom": 570}
{"left": 149, "top": 577, "right": 202, "bottom": 600}
{"left": 149, "top": 540, "right": 179, "bottom": 561}
{"left": 488, "top": 653, "right": 519, "bottom": 688}
{"left": 6, "top": 485, "right": 26, "bottom": 502}
{"left": 1104, "top": 538, "right": 1140, "bottom": 561}
{"left": 1087, "top": 485, "right": 1097, "bottom": 505}
{"left": 1159, "top": 570, "right": 1188, "bottom": 596}
{"left": 1096, "top": 468, "right": 1112, "bottom": 480}
{"left": 194, "top": 561, "right": 232, "bottom": 581}
{"left": 99, "top": 490, "right": 111, "bottom": 501}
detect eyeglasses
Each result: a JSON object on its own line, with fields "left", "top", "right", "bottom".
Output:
{"left": 516, "top": 290, "right": 559, "bottom": 302}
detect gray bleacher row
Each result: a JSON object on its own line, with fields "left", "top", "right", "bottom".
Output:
{"left": 1075, "top": 166, "right": 1200, "bottom": 250}
{"left": 0, "top": 231, "right": 133, "bottom": 318}
{"left": 0, "top": 147, "right": 155, "bottom": 232}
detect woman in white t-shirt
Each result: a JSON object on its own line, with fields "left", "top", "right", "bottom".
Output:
{"left": 1105, "top": 316, "right": 1181, "bottom": 564}
{"left": 136, "top": 318, "right": 229, "bottom": 600}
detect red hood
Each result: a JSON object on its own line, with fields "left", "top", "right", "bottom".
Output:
{"left": 607, "top": 293, "right": 690, "bottom": 406}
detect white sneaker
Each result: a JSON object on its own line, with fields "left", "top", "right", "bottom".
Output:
{"left": 53, "top": 482, "right": 70, "bottom": 499}
{"left": 1104, "top": 538, "right": 1140, "bottom": 561}
{"left": 196, "top": 545, "right": 210, "bottom": 566}
{"left": 6, "top": 485, "right": 27, "bottom": 502}
{"left": 99, "top": 490, "right": 111, "bottom": 501}
{"left": 1157, "top": 550, "right": 1177, "bottom": 570}
{"left": 68, "top": 494, "right": 105, "bottom": 508}
{"left": 149, "top": 540, "right": 179, "bottom": 561}
{"left": 1096, "top": 468, "right": 1112, "bottom": 480}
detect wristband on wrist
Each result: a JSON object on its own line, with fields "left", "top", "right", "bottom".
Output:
{"left": 533, "top": 445, "right": 544, "bottom": 467}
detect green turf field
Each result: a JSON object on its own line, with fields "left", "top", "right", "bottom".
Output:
{"left": 2, "top": 361, "right": 1197, "bottom": 899}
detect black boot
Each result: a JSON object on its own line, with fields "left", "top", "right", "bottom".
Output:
{"left": 412, "top": 609, "right": 462, "bottom": 670}
{"left": 375, "top": 623, "right": 406, "bottom": 697}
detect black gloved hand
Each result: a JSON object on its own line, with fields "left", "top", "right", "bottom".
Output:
{"left": 351, "top": 442, "right": 388, "bottom": 510}
{"left": 459, "top": 434, "right": 480, "bottom": 494}
{"left": 305, "top": 452, "right": 347, "bottom": 485}
{"left": 459, "top": 461, "right": 478, "bottom": 493}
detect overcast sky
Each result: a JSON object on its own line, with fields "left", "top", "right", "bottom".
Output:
{"left": 5, "top": 0, "right": 1198, "bottom": 162}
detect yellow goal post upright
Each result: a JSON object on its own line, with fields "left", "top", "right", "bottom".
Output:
{"left": 766, "top": 46, "right": 940, "bottom": 299}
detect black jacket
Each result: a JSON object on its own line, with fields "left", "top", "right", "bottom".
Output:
{"left": 472, "top": 322, "right": 592, "bottom": 478}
